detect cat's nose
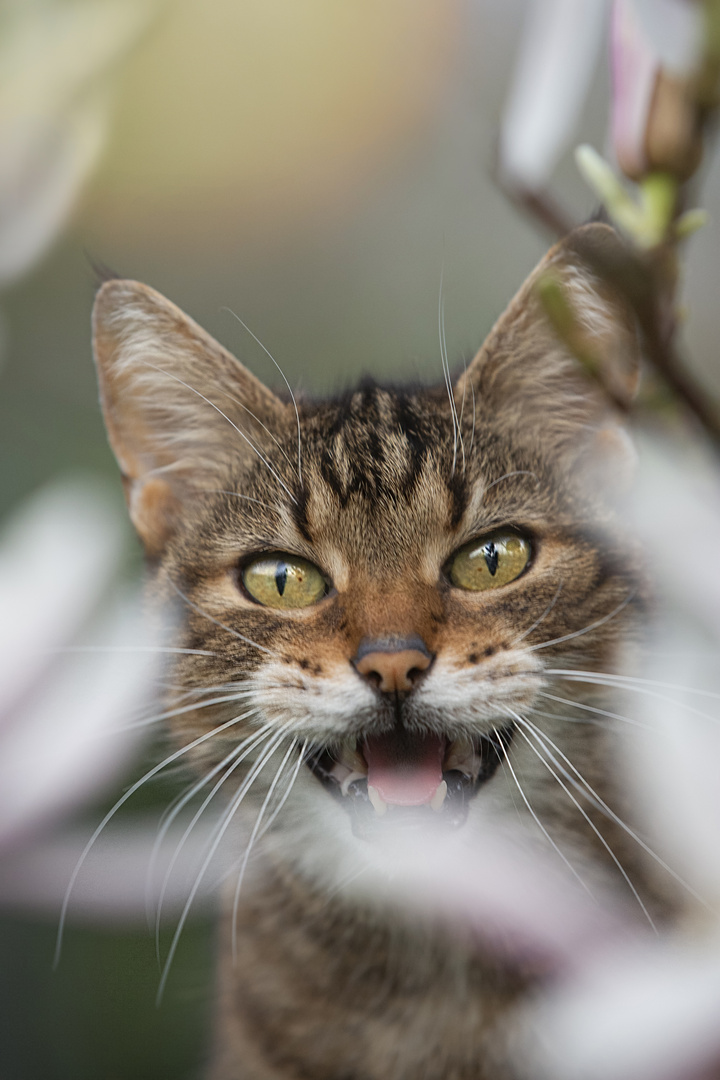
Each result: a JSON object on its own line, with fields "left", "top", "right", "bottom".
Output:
{"left": 353, "top": 636, "right": 433, "bottom": 695}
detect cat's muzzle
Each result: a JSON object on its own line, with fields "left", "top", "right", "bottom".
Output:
{"left": 304, "top": 725, "right": 515, "bottom": 837}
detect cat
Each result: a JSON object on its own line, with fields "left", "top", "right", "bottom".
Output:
{"left": 92, "top": 223, "right": 671, "bottom": 1079}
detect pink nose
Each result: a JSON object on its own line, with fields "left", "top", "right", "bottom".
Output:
{"left": 353, "top": 637, "right": 433, "bottom": 694}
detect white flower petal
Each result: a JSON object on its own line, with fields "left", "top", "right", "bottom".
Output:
{"left": 0, "top": 95, "right": 108, "bottom": 286}
{"left": 518, "top": 935, "right": 720, "bottom": 1080}
{"left": 0, "top": 0, "right": 151, "bottom": 285}
{"left": 0, "top": 817, "right": 225, "bottom": 923}
{"left": 0, "top": 480, "right": 123, "bottom": 722}
{"left": 0, "top": 594, "right": 158, "bottom": 848}
{"left": 500, "top": 0, "right": 608, "bottom": 189}
{"left": 630, "top": 0, "right": 704, "bottom": 76}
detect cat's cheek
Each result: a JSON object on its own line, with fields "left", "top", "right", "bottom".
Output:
{"left": 415, "top": 651, "right": 546, "bottom": 730}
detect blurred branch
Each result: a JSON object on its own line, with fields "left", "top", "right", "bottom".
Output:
{"left": 497, "top": 0, "right": 720, "bottom": 452}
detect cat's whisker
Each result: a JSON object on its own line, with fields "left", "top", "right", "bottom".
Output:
{"left": 35, "top": 645, "right": 220, "bottom": 657}
{"left": 547, "top": 673, "right": 720, "bottom": 727}
{"left": 203, "top": 490, "right": 279, "bottom": 513}
{"left": 438, "top": 265, "right": 462, "bottom": 477}
{"left": 547, "top": 668, "right": 720, "bottom": 703}
{"left": 111, "top": 690, "right": 258, "bottom": 733}
{"left": 54, "top": 708, "right": 259, "bottom": 966}
{"left": 168, "top": 580, "right": 279, "bottom": 657}
{"left": 498, "top": 734, "right": 593, "bottom": 895}
{"left": 230, "top": 738, "right": 302, "bottom": 959}
{"left": 156, "top": 724, "right": 298, "bottom": 1003}
{"left": 527, "top": 593, "right": 635, "bottom": 652}
{"left": 520, "top": 711, "right": 710, "bottom": 910}
{"left": 481, "top": 470, "right": 540, "bottom": 499}
{"left": 457, "top": 355, "right": 468, "bottom": 474}
{"left": 222, "top": 307, "right": 303, "bottom": 485}
{"left": 509, "top": 712, "right": 657, "bottom": 929}
{"left": 148, "top": 738, "right": 254, "bottom": 941}
{"left": 221, "top": 393, "right": 298, "bottom": 477}
{"left": 153, "top": 721, "right": 277, "bottom": 957}
{"left": 143, "top": 361, "right": 298, "bottom": 504}
{"left": 253, "top": 737, "right": 309, "bottom": 845}
{"left": 512, "top": 581, "right": 563, "bottom": 646}
{"left": 537, "top": 689, "right": 648, "bottom": 729}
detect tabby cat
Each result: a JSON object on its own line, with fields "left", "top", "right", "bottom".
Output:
{"left": 93, "top": 224, "right": 667, "bottom": 1079}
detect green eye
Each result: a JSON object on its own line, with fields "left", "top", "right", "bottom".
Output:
{"left": 242, "top": 554, "right": 327, "bottom": 609}
{"left": 448, "top": 531, "right": 531, "bottom": 592}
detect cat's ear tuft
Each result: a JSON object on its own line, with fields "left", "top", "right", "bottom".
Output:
{"left": 93, "top": 280, "right": 290, "bottom": 556}
{"left": 456, "top": 223, "right": 640, "bottom": 474}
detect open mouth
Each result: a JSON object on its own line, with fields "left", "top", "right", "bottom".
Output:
{"left": 305, "top": 725, "right": 514, "bottom": 834}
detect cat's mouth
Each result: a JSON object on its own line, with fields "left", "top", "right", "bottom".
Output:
{"left": 305, "top": 725, "right": 514, "bottom": 833}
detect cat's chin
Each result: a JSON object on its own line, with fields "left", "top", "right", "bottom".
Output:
{"left": 304, "top": 725, "right": 515, "bottom": 838}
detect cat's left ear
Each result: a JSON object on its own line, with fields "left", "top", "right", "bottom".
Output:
{"left": 93, "top": 280, "right": 291, "bottom": 556}
{"left": 455, "top": 223, "right": 640, "bottom": 484}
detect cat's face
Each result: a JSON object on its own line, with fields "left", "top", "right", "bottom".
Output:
{"left": 93, "top": 225, "right": 644, "bottom": 883}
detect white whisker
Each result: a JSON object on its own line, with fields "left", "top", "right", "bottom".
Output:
{"left": 154, "top": 721, "right": 277, "bottom": 956}
{"left": 521, "top": 711, "right": 709, "bottom": 909}
{"left": 144, "top": 361, "right": 298, "bottom": 504}
{"left": 169, "top": 581, "right": 278, "bottom": 656}
{"left": 231, "top": 738, "right": 301, "bottom": 958}
{"left": 156, "top": 724, "right": 297, "bottom": 1002}
{"left": 498, "top": 735, "right": 593, "bottom": 894}
{"left": 481, "top": 470, "right": 540, "bottom": 498}
{"left": 223, "top": 307, "right": 303, "bottom": 485}
{"left": 528, "top": 594, "right": 634, "bottom": 652}
{"left": 54, "top": 708, "right": 259, "bottom": 966}
{"left": 510, "top": 713, "right": 657, "bottom": 930}
{"left": 513, "top": 581, "right": 562, "bottom": 646}
{"left": 547, "top": 668, "right": 720, "bottom": 703}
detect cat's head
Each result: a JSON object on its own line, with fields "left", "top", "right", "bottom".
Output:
{"left": 93, "top": 225, "right": 644, "bottom": 865}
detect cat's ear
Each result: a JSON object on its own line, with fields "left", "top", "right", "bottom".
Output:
{"left": 93, "top": 280, "right": 291, "bottom": 556}
{"left": 455, "top": 223, "right": 640, "bottom": 482}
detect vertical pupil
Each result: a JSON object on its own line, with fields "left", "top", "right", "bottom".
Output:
{"left": 484, "top": 542, "right": 498, "bottom": 576}
{"left": 275, "top": 563, "right": 288, "bottom": 596}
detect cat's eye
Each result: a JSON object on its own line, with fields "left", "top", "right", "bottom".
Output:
{"left": 242, "top": 554, "right": 328, "bottom": 609}
{"left": 448, "top": 531, "right": 531, "bottom": 592}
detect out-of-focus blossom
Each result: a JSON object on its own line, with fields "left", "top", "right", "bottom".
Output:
{"left": 349, "top": 819, "right": 640, "bottom": 974}
{"left": 514, "top": 437, "right": 720, "bottom": 1080}
{"left": 612, "top": 0, "right": 704, "bottom": 181}
{"left": 0, "top": 480, "right": 155, "bottom": 849}
{"left": 0, "top": 0, "right": 151, "bottom": 287}
{"left": 499, "top": 0, "right": 607, "bottom": 191}
{"left": 0, "top": 479, "right": 234, "bottom": 928}
{"left": 500, "top": 0, "right": 705, "bottom": 194}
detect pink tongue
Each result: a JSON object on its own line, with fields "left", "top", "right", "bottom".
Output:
{"left": 363, "top": 731, "right": 445, "bottom": 806}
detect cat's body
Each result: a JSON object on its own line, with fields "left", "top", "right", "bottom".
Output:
{"left": 93, "top": 225, "right": 671, "bottom": 1079}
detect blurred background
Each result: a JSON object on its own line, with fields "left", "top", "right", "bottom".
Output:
{"left": 2, "top": 1, "right": 720, "bottom": 1077}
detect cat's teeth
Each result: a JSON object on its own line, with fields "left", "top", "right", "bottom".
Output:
{"left": 339, "top": 738, "right": 366, "bottom": 774}
{"left": 429, "top": 780, "right": 448, "bottom": 812}
{"left": 444, "top": 737, "right": 481, "bottom": 780}
{"left": 367, "top": 785, "right": 388, "bottom": 816}
{"left": 340, "top": 770, "right": 367, "bottom": 797}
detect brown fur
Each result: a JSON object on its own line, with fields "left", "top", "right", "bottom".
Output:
{"left": 93, "top": 225, "right": 670, "bottom": 1079}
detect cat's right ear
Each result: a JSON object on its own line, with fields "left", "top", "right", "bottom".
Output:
{"left": 93, "top": 281, "right": 290, "bottom": 557}
{"left": 454, "top": 224, "right": 640, "bottom": 487}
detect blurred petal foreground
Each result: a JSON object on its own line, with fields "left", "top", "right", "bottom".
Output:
{"left": 0, "top": 0, "right": 151, "bottom": 287}
{"left": 0, "top": 481, "right": 170, "bottom": 917}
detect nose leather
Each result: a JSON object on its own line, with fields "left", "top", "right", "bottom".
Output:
{"left": 353, "top": 636, "right": 433, "bottom": 694}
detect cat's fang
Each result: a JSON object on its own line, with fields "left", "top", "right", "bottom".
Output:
{"left": 429, "top": 780, "right": 448, "bottom": 812}
{"left": 338, "top": 737, "right": 365, "bottom": 773}
{"left": 367, "top": 785, "right": 388, "bottom": 816}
